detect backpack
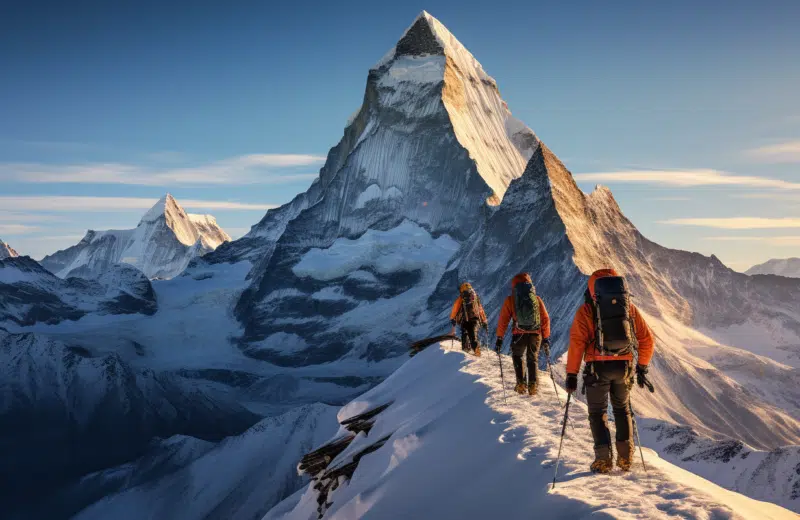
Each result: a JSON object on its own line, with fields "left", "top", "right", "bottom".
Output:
{"left": 460, "top": 286, "right": 481, "bottom": 321}
{"left": 513, "top": 281, "right": 541, "bottom": 331}
{"left": 590, "top": 276, "right": 635, "bottom": 355}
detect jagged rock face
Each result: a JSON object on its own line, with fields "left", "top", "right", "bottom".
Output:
{"left": 232, "top": 12, "right": 538, "bottom": 360}
{"left": 0, "top": 257, "right": 156, "bottom": 326}
{"left": 747, "top": 257, "right": 800, "bottom": 279}
{"left": 0, "top": 329, "right": 261, "bottom": 519}
{"left": 0, "top": 239, "right": 19, "bottom": 260}
{"left": 41, "top": 195, "right": 230, "bottom": 280}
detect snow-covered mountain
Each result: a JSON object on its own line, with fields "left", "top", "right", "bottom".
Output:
{"left": 747, "top": 257, "right": 800, "bottom": 278}
{"left": 0, "top": 238, "right": 19, "bottom": 259}
{"left": 41, "top": 194, "right": 230, "bottom": 280}
{"left": 0, "top": 255, "right": 156, "bottom": 326}
{"left": 3, "top": 10, "right": 800, "bottom": 518}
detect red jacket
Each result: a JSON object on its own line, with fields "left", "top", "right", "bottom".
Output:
{"left": 566, "top": 269, "right": 654, "bottom": 374}
{"left": 496, "top": 273, "right": 551, "bottom": 339}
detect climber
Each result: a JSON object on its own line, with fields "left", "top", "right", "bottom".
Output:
{"left": 565, "top": 268, "right": 654, "bottom": 473}
{"left": 495, "top": 273, "right": 551, "bottom": 396}
{"left": 450, "top": 282, "right": 488, "bottom": 356}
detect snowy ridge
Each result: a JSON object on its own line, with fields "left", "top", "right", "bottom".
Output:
{"left": 0, "top": 238, "right": 19, "bottom": 259}
{"left": 0, "top": 256, "right": 156, "bottom": 326}
{"left": 41, "top": 194, "right": 231, "bottom": 279}
{"left": 266, "top": 343, "right": 795, "bottom": 519}
{"left": 747, "top": 257, "right": 800, "bottom": 278}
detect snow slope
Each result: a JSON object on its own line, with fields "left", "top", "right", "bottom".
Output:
{"left": 747, "top": 258, "right": 800, "bottom": 279}
{"left": 267, "top": 342, "right": 796, "bottom": 519}
{"left": 41, "top": 194, "right": 230, "bottom": 280}
{"left": 72, "top": 404, "right": 339, "bottom": 520}
{"left": 0, "top": 328, "right": 260, "bottom": 519}
{"left": 0, "top": 238, "right": 19, "bottom": 259}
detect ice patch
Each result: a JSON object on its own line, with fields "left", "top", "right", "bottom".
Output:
{"left": 354, "top": 184, "right": 383, "bottom": 209}
{"left": 291, "top": 220, "right": 459, "bottom": 282}
{"left": 311, "top": 286, "right": 354, "bottom": 302}
{"left": 252, "top": 332, "right": 309, "bottom": 354}
{"left": 378, "top": 55, "right": 445, "bottom": 86}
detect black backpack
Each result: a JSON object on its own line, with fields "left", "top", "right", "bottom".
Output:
{"left": 588, "top": 276, "right": 636, "bottom": 355}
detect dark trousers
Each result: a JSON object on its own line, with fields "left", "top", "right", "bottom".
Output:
{"left": 460, "top": 319, "right": 480, "bottom": 351}
{"left": 510, "top": 334, "right": 541, "bottom": 384}
{"left": 585, "top": 361, "right": 633, "bottom": 453}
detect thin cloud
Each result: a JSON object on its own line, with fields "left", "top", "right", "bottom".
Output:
{"left": 661, "top": 217, "right": 800, "bottom": 229}
{"left": 0, "top": 196, "right": 278, "bottom": 212}
{"left": 707, "top": 236, "right": 800, "bottom": 246}
{"left": 574, "top": 169, "right": 800, "bottom": 190}
{"left": 0, "top": 224, "right": 40, "bottom": 235}
{"left": 746, "top": 140, "right": 800, "bottom": 163}
{"left": 0, "top": 154, "right": 324, "bottom": 186}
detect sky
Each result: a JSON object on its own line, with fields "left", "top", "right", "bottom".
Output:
{"left": 1, "top": 0, "right": 798, "bottom": 271}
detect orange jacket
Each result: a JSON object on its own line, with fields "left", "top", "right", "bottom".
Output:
{"left": 566, "top": 269, "right": 655, "bottom": 374}
{"left": 495, "top": 273, "right": 551, "bottom": 338}
{"left": 450, "top": 283, "right": 488, "bottom": 324}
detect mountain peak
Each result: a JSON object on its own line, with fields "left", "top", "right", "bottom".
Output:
{"left": 0, "top": 239, "right": 19, "bottom": 260}
{"left": 140, "top": 193, "right": 184, "bottom": 224}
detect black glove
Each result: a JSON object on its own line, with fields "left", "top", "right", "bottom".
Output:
{"left": 481, "top": 321, "right": 488, "bottom": 330}
{"left": 636, "top": 364, "right": 654, "bottom": 392}
{"left": 541, "top": 338, "right": 551, "bottom": 357}
{"left": 495, "top": 337, "right": 503, "bottom": 353}
{"left": 566, "top": 373, "right": 578, "bottom": 394}
{"left": 450, "top": 319, "right": 457, "bottom": 328}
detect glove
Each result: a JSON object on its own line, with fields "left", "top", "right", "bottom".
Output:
{"left": 450, "top": 319, "right": 457, "bottom": 327}
{"left": 481, "top": 321, "right": 488, "bottom": 330}
{"left": 541, "top": 338, "right": 551, "bottom": 357}
{"left": 566, "top": 373, "right": 578, "bottom": 394}
{"left": 636, "top": 364, "right": 654, "bottom": 392}
{"left": 495, "top": 337, "right": 503, "bottom": 353}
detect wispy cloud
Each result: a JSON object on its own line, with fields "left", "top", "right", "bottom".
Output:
{"left": 745, "top": 140, "right": 800, "bottom": 164}
{"left": 574, "top": 169, "right": 800, "bottom": 190}
{"left": 0, "top": 196, "right": 278, "bottom": 212}
{"left": 707, "top": 235, "right": 800, "bottom": 246}
{"left": 651, "top": 196, "right": 691, "bottom": 201}
{"left": 0, "top": 154, "right": 324, "bottom": 186}
{"left": 661, "top": 217, "right": 800, "bottom": 229}
{"left": 0, "top": 224, "right": 40, "bottom": 235}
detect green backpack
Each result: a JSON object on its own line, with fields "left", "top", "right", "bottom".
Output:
{"left": 513, "top": 281, "right": 541, "bottom": 331}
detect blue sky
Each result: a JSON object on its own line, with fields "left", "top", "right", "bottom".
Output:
{"left": 1, "top": 0, "right": 798, "bottom": 270}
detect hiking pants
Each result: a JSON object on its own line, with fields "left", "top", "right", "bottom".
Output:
{"left": 510, "top": 334, "right": 541, "bottom": 384}
{"left": 460, "top": 319, "right": 480, "bottom": 351}
{"left": 584, "top": 361, "right": 633, "bottom": 455}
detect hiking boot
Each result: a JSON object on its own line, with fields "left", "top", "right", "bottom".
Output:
{"left": 474, "top": 345, "right": 481, "bottom": 357}
{"left": 616, "top": 441, "right": 634, "bottom": 471}
{"left": 514, "top": 383, "right": 527, "bottom": 395}
{"left": 590, "top": 445, "right": 613, "bottom": 474}
{"left": 590, "top": 458, "right": 613, "bottom": 474}
{"left": 527, "top": 382, "right": 538, "bottom": 396}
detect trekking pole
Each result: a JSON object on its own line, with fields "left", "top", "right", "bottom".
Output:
{"left": 629, "top": 396, "right": 648, "bottom": 474}
{"left": 551, "top": 393, "right": 571, "bottom": 490}
{"left": 497, "top": 350, "right": 508, "bottom": 405}
{"left": 546, "top": 357, "right": 576, "bottom": 432}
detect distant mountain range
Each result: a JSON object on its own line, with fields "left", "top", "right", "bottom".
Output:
{"left": 40, "top": 194, "right": 230, "bottom": 280}
{"left": 747, "top": 257, "right": 800, "bottom": 278}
